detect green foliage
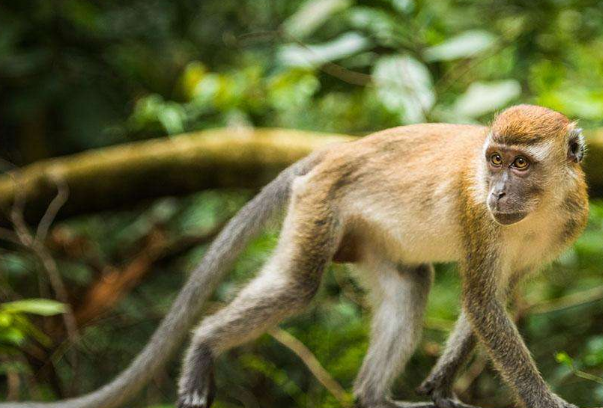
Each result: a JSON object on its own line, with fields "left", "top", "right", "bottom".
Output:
{"left": 0, "top": 299, "right": 66, "bottom": 374}
{"left": 1, "top": 0, "right": 603, "bottom": 406}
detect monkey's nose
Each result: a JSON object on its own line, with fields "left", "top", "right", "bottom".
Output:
{"left": 494, "top": 191, "right": 506, "bottom": 200}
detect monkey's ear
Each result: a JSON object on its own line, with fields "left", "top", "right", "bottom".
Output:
{"left": 568, "top": 127, "right": 585, "bottom": 163}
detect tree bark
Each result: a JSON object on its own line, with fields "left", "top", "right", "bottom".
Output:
{"left": 0, "top": 127, "right": 601, "bottom": 225}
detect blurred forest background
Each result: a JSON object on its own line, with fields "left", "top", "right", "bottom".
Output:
{"left": 1, "top": 0, "right": 603, "bottom": 407}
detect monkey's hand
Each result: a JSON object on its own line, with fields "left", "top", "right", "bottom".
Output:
{"left": 177, "top": 366, "right": 216, "bottom": 408}
{"left": 416, "top": 378, "right": 478, "bottom": 408}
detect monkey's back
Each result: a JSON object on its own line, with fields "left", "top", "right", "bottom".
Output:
{"left": 305, "top": 123, "right": 489, "bottom": 265}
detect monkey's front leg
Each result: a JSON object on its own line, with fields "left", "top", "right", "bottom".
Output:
{"left": 418, "top": 274, "right": 523, "bottom": 408}
{"left": 462, "top": 258, "right": 577, "bottom": 408}
{"left": 416, "top": 311, "right": 478, "bottom": 408}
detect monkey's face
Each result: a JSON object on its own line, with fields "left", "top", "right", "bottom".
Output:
{"left": 483, "top": 106, "right": 585, "bottom": 226}
{"left": 483, "top": 144, "right": 544, "bottom": 225}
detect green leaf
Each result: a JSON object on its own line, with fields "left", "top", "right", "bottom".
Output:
{"left": 283, "top": 0, "right": 352, "bottom": 39}
{"left": 278, "top": 32, "right": 370, "bottom": 68}
{"left": 424, "top": 30, "right": 496, "bottom": 62}
{"left": 453, "top": 80, "right": 521, "bottom": 118}
{"left": 555, "top": 351, "right": 574, "bottom": 368}
{"left": 268, "top": 69, "right": 320, "bottom": 109}
{"left": 373, "top": 55, "right": 435, "bottom": 123}
{"left": 12, "top": 315, "right": 52, "bottom": 346}
{"left": 0, "top": 327, "right": 26, "bottom": 346}
{"left": 0, "top": 312, "right": 13, "bottom": 327}
{"left": 1, "top": 299, "right": 67, "bottom": 316}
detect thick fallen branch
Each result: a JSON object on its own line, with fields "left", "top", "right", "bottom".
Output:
{"left": 1, "top": 127, "right": 602, "bottom": 226}
{"left": 0, "top": 128, "right": 351, "bottom": 225}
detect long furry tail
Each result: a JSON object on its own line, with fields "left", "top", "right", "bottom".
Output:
{"left": 1, "top": 155, "right": 320, "bottom": 408}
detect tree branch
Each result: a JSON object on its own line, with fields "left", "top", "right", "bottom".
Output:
{"left": 0, "top": 128, "right": 351, "bottom": 225}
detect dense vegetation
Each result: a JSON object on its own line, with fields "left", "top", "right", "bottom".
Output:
{"left": 1, "top": 0, "right": 603, "bottom": 407}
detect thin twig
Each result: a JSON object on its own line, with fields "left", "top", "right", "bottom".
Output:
{"left": 269, "top": 327, "right": 351, "bottom": 406}
{"left": 36, "top": 178, "right": 69, "bottom": 243}
{"left": 4, "top": 167, "right": 81, "bottom": 392}
{"left": 527, "top": 286, "right": 603, "bottom": 315}
{"left": 1, "top": 356, "right": 21, "bottom": 401}
{"left": 236, "top": 29, "right": 373, "bottom": 87}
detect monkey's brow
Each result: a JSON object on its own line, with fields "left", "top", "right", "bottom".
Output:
{"left": 491, "top": 133, "right": 545, "bottom": 146}
{"left": 487, "top": 141, "right": 550, "bottom": 162}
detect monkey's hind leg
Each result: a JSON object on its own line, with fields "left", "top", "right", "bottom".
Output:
{"left": 353, "top": 259, "right": 435, "bottom": 408}
{"left": 177, "top": 187, "right": 340, "bottom": 408}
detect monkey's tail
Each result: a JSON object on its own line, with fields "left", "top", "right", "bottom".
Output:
{"left": 0, "top": 154, "right": 321, "bottom": 408}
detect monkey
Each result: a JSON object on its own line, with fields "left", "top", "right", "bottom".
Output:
{"left": 177, "top": 104, "right": 588, "bottom": 408}
{"left": 0, "top": 105, "right": 588, "bottom": 408}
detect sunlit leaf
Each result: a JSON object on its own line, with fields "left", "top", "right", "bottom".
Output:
{"left": 373, "top": 55, "right": 435, "bottom": 123}
{"left": 424, "top": 30, "right": 496, "bottom": 62}
{"left": 453, "top": 80, "right": 521, "bottom": 118}
{"left": 556, "top": 351, "right": 574, "bottom": 368}
{"left": 0, "top": 313, "right": 13, "bottom": 327}
{"left": 282, "top": 0, "right": 351, "bottom": 39}
{"left": 278, "top": 32, "right": 370, "bottom": 68}
{"left": 0, "top": 327, "right": 25, "bottom": 346}
{"left": 1, "top": 299, "right": 67, "bottom": 316}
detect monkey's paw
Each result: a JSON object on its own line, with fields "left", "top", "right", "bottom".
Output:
{"left": 177, "top": 374, "right": 216, "bottom": 408}
{"left": 355, "top": 398, "right": 436, "bottom": 408}
{"left": 416, "top": 379, "right": 478, "bottom": 408}
{"left": 177, "top": 390, "right": 212, "bottom": 408}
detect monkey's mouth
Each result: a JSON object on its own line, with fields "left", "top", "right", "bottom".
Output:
{"left": 490, "top": 211, "right": 528, "bottom": 225}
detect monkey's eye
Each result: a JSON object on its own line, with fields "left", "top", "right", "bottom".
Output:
{"left": 490, "top": 153, "right": 503, "bottom": 166}
{"left": 512, "top": 156, "right": 530, "bottom": 170}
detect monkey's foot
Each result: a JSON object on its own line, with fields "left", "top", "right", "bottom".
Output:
{"left": 416, "top": 380, "right": 479, "bottom": 408}
{"left": 391, "top": 402, "right": 438, "bottom": 408}
{"left": 177, "top": 389, "right": 214, "bottom": 408}
{"left": 177, "top": 347, "right": 216, "bottom": 408}
{"left": 355, "top": 398, "right": 436, "bottom": 408}
{"left": 429, "top": 399, "right": 479, "bottom": 408}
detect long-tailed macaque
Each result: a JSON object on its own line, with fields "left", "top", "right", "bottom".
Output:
{"left": 1, "top": 105, "right": 588, "bottom": 408}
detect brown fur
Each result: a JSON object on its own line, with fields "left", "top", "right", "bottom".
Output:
{"left": 491, "top": 104, "right": 571, "bottom": 146}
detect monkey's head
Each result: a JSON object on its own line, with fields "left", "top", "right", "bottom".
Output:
{"left": 482, "top": 104, "right": 585, "bottom": 225}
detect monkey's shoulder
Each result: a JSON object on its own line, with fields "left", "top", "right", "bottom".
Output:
{"left": 332, "top": 123, "right": 488, "bottom": 159}
{"left": 313, "top": 123, "right": 487, "bottom": 181}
